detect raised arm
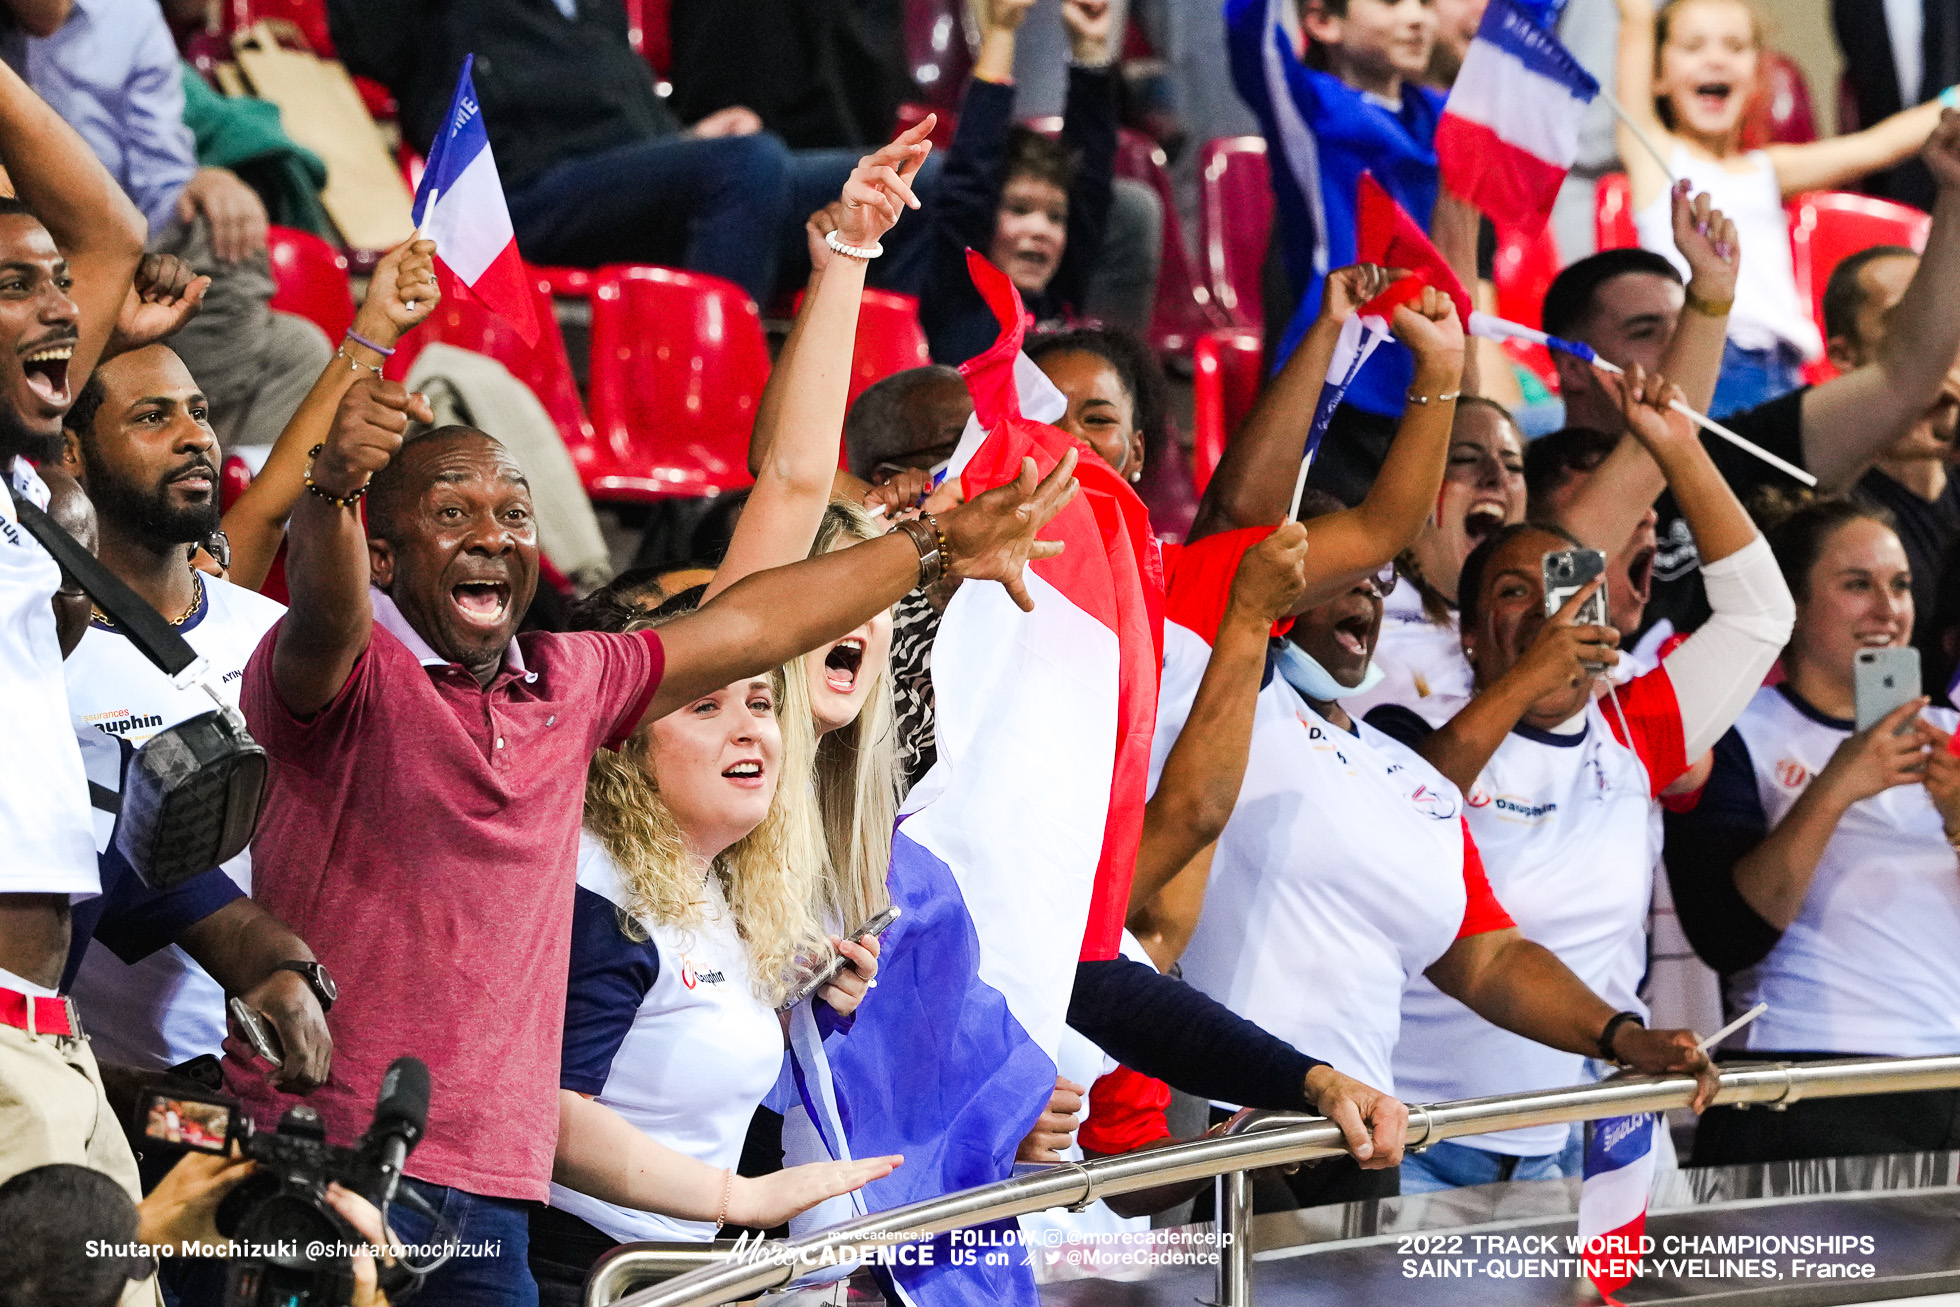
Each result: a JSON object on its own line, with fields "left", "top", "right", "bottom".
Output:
{"left": 270, "top": 377, "right": 433, "bottom": 717}
{"left": 647, "top": 451, "right": 1078, "bottom": 724}
{"left": 1767, "top": 99, "right": 1946, "bottom": 196}
{"left": 1130, "top": 525, "right": 1309, "bottom": 909}
{"left": 0, "top": 57, "right": 146, "bottom": 391}
{"left": 223, "top": 237, "right": 438, "bottom": 590}
{"left": 1050, "top": 0, "right": 1118, "bottom": 310}
{"left": 1612, "top": 0, "right": 1673, "bottom": 208}
{"left": 1801, "top": 112, "right": 1960, "bottom": 491}
{"left": 1551, "top": 186, "right": 1737, "bottom": 554}
{"left": 716, "top": 121, "right": 934, "bottom": 599}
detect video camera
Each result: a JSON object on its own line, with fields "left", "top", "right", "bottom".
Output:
{"left": 140, "top": 1056, "right": 438, "bottom": 1306}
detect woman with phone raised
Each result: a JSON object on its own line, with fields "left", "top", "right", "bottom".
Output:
{"left": 1664, "top": 494, "right": 1960, "bottom": 1166}
{"left": 1362, "top": 366, "right": 1791, "bottom": 1191}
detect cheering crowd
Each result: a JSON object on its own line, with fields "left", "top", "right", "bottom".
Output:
{"left": 6, "top": 0, "right": 1960, "bottom": 1305}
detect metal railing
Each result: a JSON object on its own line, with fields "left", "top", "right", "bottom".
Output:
{"left": 589, "top": 1055, "right": 1960, "bottom": 1307}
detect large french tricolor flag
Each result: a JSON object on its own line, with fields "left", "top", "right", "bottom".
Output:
{"left": 410, "top": 56, "right": 541, "bottom": 346}
{"left": 785, "top": 252, "right": 1157, "bottom": 1307}
{"left": 1578, "top": 1113, "right": 1659, "bottom": 1305}
{"left": 1436, "top": 0, "right": 1599, "bottom": 236}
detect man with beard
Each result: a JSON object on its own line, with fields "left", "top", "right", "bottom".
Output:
{"left": 57, "top": 342, "right": 335, "bottom": 1103}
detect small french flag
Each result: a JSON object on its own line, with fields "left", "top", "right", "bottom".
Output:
{"left": 1577, "top": 1114, "right": 1659, "bottom": 1305}
{"left": 411, "top": 56, "right": 541, "bottom": 346}
{"left": 1435, "top": 0, "right": 1599, "bottom": 236}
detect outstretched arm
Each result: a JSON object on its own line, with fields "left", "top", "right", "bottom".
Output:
{"left": 1800, "top": 111, "right": 1960, "bottom": 491}
{"left": 1768, "top": 99, "right": 1947, "bottom": 196}
{"left": 224, "top": 237, "right": 438, "bottom": 590}
{"left": 717, "top": 119, "right": 934, "bottom": 599}
{"left": 0, "top": 57, "right": 146, "bottom": 392}
{"left": 1612, "top": 0, "right": 1674, "bottom": 208}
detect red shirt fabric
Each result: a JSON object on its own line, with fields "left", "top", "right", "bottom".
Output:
{"left": 231, "top": 604, "right": 663, "bottom": 1200}
{"left": 1454, "top": 819, "right": 1516, "bottom": 939}
{"left": 1077, "top": 1063, "right": 1173, "bottom": 1156}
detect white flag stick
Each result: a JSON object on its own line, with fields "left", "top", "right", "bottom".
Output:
{"left": 1287, "top": 453, "right": 1314, "bottom": 523}
{"left": 1603, "top": 93, "right": 1678, "bottom": 185}
{"left": 1697, "top": 1001, "right": 1768, "bottom": 1052}
{"left": 1467, "top": 312, "right": 1817, "bottom": 487}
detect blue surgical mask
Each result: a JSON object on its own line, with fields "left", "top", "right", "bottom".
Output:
{"left": 1274, "top": 636, "right": 1384, "bottom": 704}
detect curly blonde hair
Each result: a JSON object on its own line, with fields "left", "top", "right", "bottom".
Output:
{"left": 584, "top": 624, "right": 831, "bottom": 1006}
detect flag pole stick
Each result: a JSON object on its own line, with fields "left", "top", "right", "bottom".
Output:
{"left": 1468, "top": 312, "right": 1816, "bottom": 487}
{"left": 1287, "top": 453, "right": 1313, "bottom": 523}
{"left": 1697, "top": 1002, "right": 1768, "bottom": 1052}
{"left": 1603, "top": 92, "right": 1678, "bottom": 185}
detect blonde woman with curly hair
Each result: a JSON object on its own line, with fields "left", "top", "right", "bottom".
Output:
{"left": 530, "top": 603, "right": 900, "bottom": 1304}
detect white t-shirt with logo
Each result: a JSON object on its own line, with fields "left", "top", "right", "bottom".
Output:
{"left": 1, "top": 458, "right": 98, "bottom": 899}
{"left": 1394, "top": 669, "right": 1691, "bottom": 1155}
{"left": 63, "top": 572, "right": 285, "bottom": 1066}
{"left": 1716, "top": 687, "right": 1960, "bottom": 1056}
{"left": 550, "top": 832, "right": 786, "bottom": 1243}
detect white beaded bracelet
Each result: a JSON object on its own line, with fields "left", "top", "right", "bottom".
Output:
{"left": 825, "top": 230, "right": 884, "bottom": 260}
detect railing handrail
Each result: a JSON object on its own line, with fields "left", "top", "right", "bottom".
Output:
{"left": 591, "top": 1054, "right": 1960, "bottom": 1307}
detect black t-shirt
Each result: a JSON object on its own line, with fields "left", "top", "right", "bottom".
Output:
{"left": 1852, "top": 466, "right": 1960, "bottom": 634}
{"left": 1644, "top": 386, "right": 1809, "bottom": 637}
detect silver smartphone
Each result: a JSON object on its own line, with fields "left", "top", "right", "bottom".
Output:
{"left": 778, "top": 906, "right": 901, "bottom": 1010}
{"left": 227, "top": 996, "right": 284, "bottom": 1069}
{"left": 1543, "top": 548, "right": 1609, "bottom": 673}
{"left": 1854, "top": 647, "right": 1921, "bottom": 732}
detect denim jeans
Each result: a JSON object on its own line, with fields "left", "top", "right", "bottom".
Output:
{"left": 387, "top": 1177, "right": 540, "bottom": 1307}
{"left": 1398, "top": 1133, "right": 1582, "bottom": 1194}
{"left": 507, "top": 132, "right": 795, "bottom": 304}
{"left": 1711, "top": 340, "right": 1807, "bottom": 418}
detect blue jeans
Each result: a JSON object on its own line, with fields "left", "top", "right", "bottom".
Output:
{"left": 1398, "top": 1133, "right": 1582, "bottom": 1193}
{"left": 507, "top": 132, "right": 795, "bottom": 304}
{"left": 387, "top": 1177, "right": 540, "bottom": 1307}
{"left": 1711, "top": 340, "right": 1807, "bottom": 418}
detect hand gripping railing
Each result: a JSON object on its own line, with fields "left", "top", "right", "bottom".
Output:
{"left": 588, "top": 1055, "right": 1960, "bottom": 1307}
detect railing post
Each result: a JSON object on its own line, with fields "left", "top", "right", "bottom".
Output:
{"left": 1211, "top": 1168, "right": 1253, "bottom": 1307}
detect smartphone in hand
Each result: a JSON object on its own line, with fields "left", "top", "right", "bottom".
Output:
{"left": 778, "top": 906, "right": 901, "bottom": 1010}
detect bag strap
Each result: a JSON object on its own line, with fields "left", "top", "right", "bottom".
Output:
{"left": 8, "top": 483, "right": 199, "bottom": 678}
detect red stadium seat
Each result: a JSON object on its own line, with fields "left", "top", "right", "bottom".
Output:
{"left": 905, "top": 0, "right": 974, "bottom": 111}
{"left": 1117, "top": 131, "right": 1222, "bottom": 357}
{"left": 219, "top": 454, "right": 252, "bottom": 513}
{"left": 895, "top": 102, "right": 959, "bottom": 149}
{"left": 1490, "top": 220, "right": 1560, "bottom": 386}
{"left": 846, "top": 290, "right": 931, "bottom": 405}
{"left": 1788, "top": 190, "right": 1931, "bottom": 338}
{"left": 583, "top": 265, "right": 769, "bottom": 501}
{"left": 534, "top": 267, "right": 598, "bottom": 299}
{"left": 1189, "top": 329, "right": 1262, "bottom": 496}
{"left": 266, "top": 226, "right": 356, "bottom": 342}
{"left": 1198, "top": 137, "right": 1273, "bottom": 332}
{"left": 384, "top": 272, "right": 596, "bottom": 466}
{"left": 1595, "top": 172, "right": 1638, "bottom": 251}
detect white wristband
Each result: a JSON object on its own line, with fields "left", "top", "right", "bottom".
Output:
{"left": 825, "top": 230, "right": 884, "bottom": 260}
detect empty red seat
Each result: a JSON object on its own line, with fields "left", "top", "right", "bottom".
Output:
{"left": 266, "top": 226, "right": 356, "bottom": 342}
{"left": 1788, "top": 190, "right": 1930, "bottom": 336}
{"left": 1190, "top": 329, "right": 1263, "bottom": 496}
{"left": 846, "top": 290, "right": 931, "bottom": 405}
{"left": 1595, "top": 173, "right": 1638, "bottom": 252}
{"left": 583, "top": 265, "right": 770, "bottom": 501}
{"left": 384, "top": 272, "right": 596, "bottom": 464}
{"left": 1117, "top": 130, "right": 1222, "bottom": 357}
{"left": 905, "top": 0, "right": 974, "bottom": 112}
{"left": 1198, "top": 137, "right": 1273, "bottom": 331}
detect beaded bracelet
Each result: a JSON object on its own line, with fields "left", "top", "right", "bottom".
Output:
{"left": 336, "top": 346, "right": 385, "bottom": 380}
{"left": 714, "top": 1168, "right": 735, "bottom": 1232}
{"left": 303, "top": 442, "right": 370, "bottom": 509}
{"left": 1404, "top": 389, "right": 1461, "bottom": 406}
{"left": 825, "top": 230, "right": 884, "bottom": 260}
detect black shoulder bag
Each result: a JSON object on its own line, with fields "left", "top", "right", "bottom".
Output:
{"left": 11, "top": 486, "right": 266, "bottom": 888}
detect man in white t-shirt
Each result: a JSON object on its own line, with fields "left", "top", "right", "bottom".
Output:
{"left": 58, "top": 342, "right": 334, "bottom": 1092}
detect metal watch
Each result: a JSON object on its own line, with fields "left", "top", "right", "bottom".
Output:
{"left": 274, "top": 960, "right": 337, "bottom": 1013}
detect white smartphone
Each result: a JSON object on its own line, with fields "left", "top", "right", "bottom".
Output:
{"left": 1854, "top": 647, "right": 1921, "bottom": 732}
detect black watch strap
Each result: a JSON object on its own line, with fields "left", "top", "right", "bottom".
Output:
{"left": 1597, "top": 1010, "right": 1645, "bottom": 1064}
{"left": 274, "top": 960, "right": 336, "bottom": 1013}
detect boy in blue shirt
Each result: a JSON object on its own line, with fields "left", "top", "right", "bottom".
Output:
{"left": 1226, "top": 0, "right": 1458, "bottom": 503}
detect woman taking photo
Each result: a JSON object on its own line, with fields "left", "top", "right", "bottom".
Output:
{"left": 1665, "top": 496, "right": 1960, "bottom": 1164}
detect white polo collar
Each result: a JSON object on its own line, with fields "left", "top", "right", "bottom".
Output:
{"left": 370, "top": 585, "right": 534, "bottom": 681}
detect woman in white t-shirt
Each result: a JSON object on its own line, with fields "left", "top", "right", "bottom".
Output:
{"left": 1342, "top": 396, "right": 1527, "bottom": 725}
{"left": 1368, "top": 369, "right": 1793, "bottom": 1190}
{"left": 1665, "top": 495, "right": 1960, "bottom": 1164}
{"left": 1156, "top": 489, "right": 1720, "bottom": 1209}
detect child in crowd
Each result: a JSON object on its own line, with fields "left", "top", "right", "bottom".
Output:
{"left": 1617, "top": 0, "right": 1950, "bottom": 415}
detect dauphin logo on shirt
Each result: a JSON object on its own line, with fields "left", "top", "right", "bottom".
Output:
{"left": 1774, "top": 758, "right": 1809, "bottom": 789}
{"left": 679, "top": 958, "right": 727, "bottom": 990}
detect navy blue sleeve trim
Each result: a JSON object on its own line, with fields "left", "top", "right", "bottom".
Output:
{"left": 1661, "top": 728, "right": 1784, "bottom": 974}
{"left": 1068, "top": 958, "right": 1322, "bottom": 1109}
{"left": 86, "top": 846, "right": 243, "bottom": 979}
{"left": 1363, "top": 703, "right": 1435, "bottom": 750}
{"left": 562, "top": 885, "right": 662, "bottom": 1096}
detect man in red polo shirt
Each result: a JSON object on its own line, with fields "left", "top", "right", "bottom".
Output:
{"left": 234, "top": 376, "right": 1077, "bottom": 1306}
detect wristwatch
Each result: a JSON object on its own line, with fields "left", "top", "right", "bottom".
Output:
{"left": 273, "top": 960, "right": 337, "bottom": 1014}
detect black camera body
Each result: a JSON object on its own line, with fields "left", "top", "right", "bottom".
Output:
{"left": 218, "top": 1104, "right": 417, "bottom": 1307}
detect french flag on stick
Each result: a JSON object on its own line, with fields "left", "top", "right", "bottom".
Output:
{"left": 1436, "top": 0, "right": 1599, "bottom": 236}
{"left": 410, "top": 55, "right": 540, "bottom": 346}
{"left": 1577, "top": 1113, "right": 1659, "bottom": 1305}
{"left": 785, "top": 252, "right": 1157, "bottom": 1307}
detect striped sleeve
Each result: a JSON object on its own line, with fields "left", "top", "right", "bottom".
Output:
{"left": 1602, "top": 665, "right": 1691, "bottom": 796}
{"left": 561, "top": 885, "right": 661, "bottom": 1096}
{"left": 1455, "top": 819, "right": 1516, "bottom": 938}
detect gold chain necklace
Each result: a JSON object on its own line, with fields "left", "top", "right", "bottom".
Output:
{"left": 93, "top": 565, "right": 204, "bottom": 628}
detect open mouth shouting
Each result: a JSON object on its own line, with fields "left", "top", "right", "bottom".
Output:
{"left": 722, "top": 757, "right": 767, "bottom": 789}
{"left": 1462, "top": 499, "right": 1508, "bottom": 546}
{"left": 824, "top": 636, "right": 867, "bottom": 695}
{"left": 1626, "top": 545, "right": 1657, "bottom": 605}
{"left": 449, "top": 578, "right": 512, "bottom": 631}
{"left": 1692, "top": 81, "right": 1734, "bottom": 116}
{"left": 20, "top": 334, "right": 74, "bottom": 411}
{"left": 1332, "top": 609, "right": 1374, "bottom": 659}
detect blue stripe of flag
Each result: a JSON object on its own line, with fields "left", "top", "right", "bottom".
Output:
{"left": 1478, "top": 0, "right": 1598, "bottom": 98}
{"left": 411, "top": 55, "right": 490, "bottom": 226}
